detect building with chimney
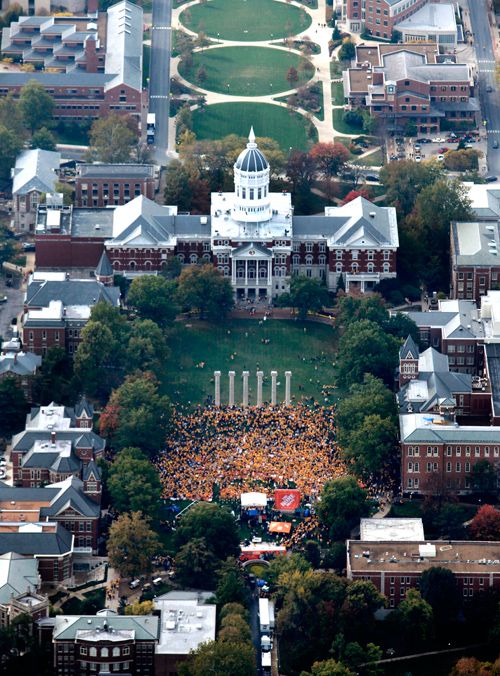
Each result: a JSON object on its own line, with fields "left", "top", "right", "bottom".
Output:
{"left": 0, "top": 334, "right": 41, "bottom": 401}
{"left": 22, "top": 271, "right": 120, "bottom": 357}
{"left": 10, "top": 399, "right": 105, "bottom": 488}
{"left": 0, "top": 1, "right": 143, "bottom": 125}
{"left": 35, "top": 130, "right": 400, "bottom": 297}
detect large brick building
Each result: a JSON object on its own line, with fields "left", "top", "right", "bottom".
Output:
{"left": 10, "top": 400, "right": 105, "bottom": 490}
{"left": 75, "top": 164, "right": 156, "bottom": 208}
{"left": 343, "top": 43, "right": 477, "bottom": 134}
{"left": 35, "top": 130, "right": 400, "bottom": 297}
{"left": 347, "top": 536, "right": 500, "bottom": 608}
{"left": 341, "top": 0, "right": 455, "bottom": 42}
{"left": 11, "top": 149, "right": 61, "bottom": 232}
{"left": 0, "top": 1, "right": 143, "bottom": 124}
{"left": 400, "top": 412, "right": 500, "bottom": 495}
{"left": 22, "top": 272, "right": 120, "bottom": 357}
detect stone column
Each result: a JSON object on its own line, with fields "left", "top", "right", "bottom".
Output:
{"left": 285, "top": 371, "right": 292, "bottom": 406}
{"left": 228, "top": 371, "right": 235, "bottom": 407}
{"left": 214, "top": 371, "right": 221, "bottom": 407}
{"left": 242, "top": 371, "right": 249, "bottom": 407}
{"left": 256, "top": 371, "right": 264, "bottom": 407}
{"left": 271, "top": 370, "right": 278, "bottom": 405}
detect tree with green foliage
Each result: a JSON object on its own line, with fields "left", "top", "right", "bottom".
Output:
{"left": 341, "top": 580, "right": 385, "bottom": 641}
{"left": 219, "top": 613, "right": 253, "bottom": 643}
{"left": 161, "top": 256, "right": 182, "bottom": 280}
{"left": 216, "top": 557, "right": 250, "bottom": 607}
{"left": 317, "top": 477, "right": 369, "bottom": 540}
{"left": 175, "top": 537, "right": 219, "bottom": 588}
{"left": 337, "top": 319, "right": 400, "bottom": 388}
{"left": 108, "top": 447, "right": 162, "bottom": 519}
{"left": 394, "top": 589, "right": 434, "bottom": 648}
{"left": 385, "top": 313, "right": 421, "bottom": 343}
{"left": 107, "top": 511, "right": 159, "bottom": 577}
{"left": 471, "top": 460, "right": 498, "bottom": 497}
{"left": 338, "top": 38, "right": 355, "bottom": 61}
{"left": 32, "top": 345, "right": 74, "bottom": 405}
{"left": 379, "top": 160, "right": 444, "bottom": 218}
{"left": 30, "top": 126, "right": 56, "bottom": 151}
{"left": 420, "top": 566, "right": 461, "bottom": 634}
{"left": 219, "top": 603, "right": 249, "bottom": 623}
{"left": 125, "top": 600, "right": 154, "bottom": 615}
{"left": 87, "top": 113, "right": 136, "bottom": 163}
{"left": 265, "top": 551, "right": 312, "bottom": 593}
{"left": 19, "top": 80, "right": 54, "bottom": 134}
{"left": 303, "top": 659, "right": 354, "bottom": 676}
{"left": 164, "top": 159, "right": 193, "bottom": 211}
{"left": 343, "top": 413, "right": 398, "bottom": 480}
{"left": 0, "top": 375, "right": 29, "bottom": 436}
{"left": 444, "top": 149, "right": 480, "bottom": 172}
{"left": 286, "top": 149, "right": 316, "bottom": 213}
{"left": 341, "top": 642, "right": 383, "bottom": 676}
{"left": 290, "top": 275, "right": 330, "bottom": 318}
{"left": 174, "top": 502, "right": 239, "bottom": 561}
{"left": 127, "top": 274, "right": 179, "bottom": 327}
{"left": 336, "top": 374, "right": 396, "bottom": 442}
{"left": 179, "top": 639, "right": 256, "bottom": 676}
{"left": 0, "top": 224, "right": 20, "bottom": 265}
{"left": 99, "top": 373, "right": 171, "bottom": 455}
{"left": 336, "top": 294, "right": 388, "bottom": 327}
{"left": 0, "top": 125, "right": 23, "bottom": 180}
{"left": 74, "top": 322, "right": 123, "bottom": 402}
{"left": 126, "top": 319, "right": 171, "bottom": 375}
{"left": 176, "top": 264, "right": 234, "bottom": 320}
{"left": 303, "top": 540, "right": 321, "bottom": 568}
{"left": 176, "top": 103, "right": 193, "bottom": 140}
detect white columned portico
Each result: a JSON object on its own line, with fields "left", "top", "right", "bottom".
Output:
{"left": 214, "top": 371, "right": 221, "bottom": 407}
{"left": 228, "top": 371, "right": 235, "bottom": 406}
{"left": 271, "top": 370, "right": 278, "bottom": 405}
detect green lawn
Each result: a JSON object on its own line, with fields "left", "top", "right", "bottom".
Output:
{"left": 192, "top": 102, "right": 317, "bottom": 151}
{"left": 330, "top": 59, "right": 343, "bottom": 78}
{"left": 162, "top": 319, "right": 338, "bottom": 406}
{"left": 180, "top": 0, "right": 311, "bottom": 41}
{"left": 332, "top": 107, "right": 362, "bottom": 135}
{"left": 331, "top": 81, "right": 345, "bottom": 106}
{"left": 142, "top": 44, "right": 151, "bottom": 87}
{"left": 353, "top": 147, "right": 384, "bottom": 167}
{"left": 179, "top": 46, "right": 314, "bottom": 96}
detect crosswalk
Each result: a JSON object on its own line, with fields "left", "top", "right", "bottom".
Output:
{"left": 152, "top": 25, "right": 171, "bottom": 30}
{"left": 486, "top": 129, "right": 500, "bottom": 134}
{"left": 150, "top": 95, "right": 169, "bottom": 99}
{"left": 477, "top": 59, "right": 496, "bottom": 64}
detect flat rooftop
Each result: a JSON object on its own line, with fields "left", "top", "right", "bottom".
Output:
{"left": 360, "top": 518, "right": 424, "bottom": 542}
{"left": 348, "top": 540, "right": 500, "bottom": 574}
{"left": 155, "top": 593, "right": 216, "bottom": 656}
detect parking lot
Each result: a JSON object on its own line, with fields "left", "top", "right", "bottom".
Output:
{"left": 386, "top": 131, "right": 489, "bottom": 173}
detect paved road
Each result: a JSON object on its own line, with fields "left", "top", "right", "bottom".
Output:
{"left": 0, "top": 277, "right": 23, "bottom": 341}
{"left": 468, "top": 0, "right": 500, "bottom": 175}
{"left": 149, "top": 0, "right": 173, "bottom": 165}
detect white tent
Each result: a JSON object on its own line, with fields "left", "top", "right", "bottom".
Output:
{"left": 241, "top": 492, "right": 267, "bottom": 508}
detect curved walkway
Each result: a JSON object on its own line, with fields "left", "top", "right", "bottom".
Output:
{"left": 170, "top": 0, "right": 338, "bottom": 148}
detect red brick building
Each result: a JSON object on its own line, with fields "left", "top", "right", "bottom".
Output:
{"left": 347, "top": 538, "right": 500, "bottom": 608}
{"left": 22, "top": 272, "right": 120, "bottom": 357}
{"left": 400, "top": 412, "right": 500, "bottom": 495}
{"left": 75, "top": 163, "right": 156, "bottom": 207}
{"left": 344, "top": 43, "right": 477, "bottom": 135}
{"left": 343, "top": 0, "right": 433, "bottom": 39}
{"left": 35, "top": 133, "right": 400, "bottom": 297}
{"left": 0, "top": 1, "right": 143, "bottom": 124}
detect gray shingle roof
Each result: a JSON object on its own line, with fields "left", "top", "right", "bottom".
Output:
{"left": 26, "top": 279, "right": 120, "bottom": 309}
{"left": 0, "top": 553, "right": 39, "bottom": 605}
{"left": 12, "top": 149, "right": 61, "bottom": 197}
{"left": 105, "top": 1, "right": 143, "bottom": 92}
{"left": 0, "top": 71, "right": 114, "bottom": 87}
{"left": 399, "top": 334, "right": 419, "bottom": 360}
{"left": 0, "top": 523, "right": 73, "bottom": 556}
{"left": 0, "top": 351, "right": 41, "bottom": 377}
{"left": 53, "top": 611, "right": 159, "bottom": 641}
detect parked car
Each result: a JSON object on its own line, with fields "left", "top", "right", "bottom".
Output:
{"left": 432, "top": 137, "right": 444, "bottom": 143}
{"left": 485, "top": 176, "right": 498, "bottom": 182}
{"left": 438, "top": 147, "right": 449, "bottom": 154}
{"left": 493, "top": 140, "right": 499, "bottom": 149}
{"left": 365, "top": 174, "right": 379, "bottom": 181}
{"left": 486, "top": 85, "right": 493, "bottom": 93}
{"left": 129, "top": 579, "right": 140, "bottom": 589}
{"left": 415, "top": 156, "right": 422, "bottom": 163}
{"left": 22, "top": 242, "right": 35, "bottom": 251}
{"left": 437, "top": 154, "right": 445, "bottom": 161}
{"left": 0, "top": 296, "right": 7, "bottom": 304}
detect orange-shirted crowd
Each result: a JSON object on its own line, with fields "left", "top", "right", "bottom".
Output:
{"left": 156, "top": 404, "right": 347, "bottom": 501}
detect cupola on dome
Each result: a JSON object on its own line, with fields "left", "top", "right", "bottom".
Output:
{"left": 234, "top": 127, "right": 269, "bottom": 172}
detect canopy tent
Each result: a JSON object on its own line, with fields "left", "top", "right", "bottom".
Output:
{"left": 268, "top": 521, "right": 292, "bottom": 534}
{"left": 241, "top": 492, "right": 267, "bottom": 508}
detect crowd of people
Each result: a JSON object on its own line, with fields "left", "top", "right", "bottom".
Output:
{"left": 156, "top": 404, "right": 347, "bottom": 501}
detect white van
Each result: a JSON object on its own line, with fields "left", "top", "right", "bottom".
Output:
{"left": 129, "top": 579, "right": 140, "bottom": 589}
{"left": 153, "top": 577, "right": 163, "bottom": 587}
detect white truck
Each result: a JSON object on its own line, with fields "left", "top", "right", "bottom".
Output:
{"left": 261, "top": 650, "right": 272, "bottom": 675}
{"left": 259, "top": 597, "right": 270, "bottom": 635}
{"left": 146, "top": 112, "right": 156, "bottom": 144}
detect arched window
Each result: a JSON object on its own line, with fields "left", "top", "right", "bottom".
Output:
{"left": 367, "top": 262, "right": 374, "bottom": 273}
{"left": 129, "top": 260, "right": 136, "bottom": 270}
{"left": 336, "top": 262, "right": 343, "bottom": 273}
{"left": 112, "top": 260, "right": 120, "bottom": 269}
{"left": 223, "top": 266, "right": 230, "bottom": 277}
{"left": 259, "top": 267, "right": 267, "bottom": 278}
{"left": 190, "top": 253, "right": 198, "bottom": 264}
{"left": 237, "top": 267, "right": 244, "bottom": 278}
{"left": 112, "top": 647, "right": 120, "bottom": 657}
{"left": 292, "top": 255, "right": 300, "bottom": 266}
{"left": 383, "top": 262, "right": 390, "bottom": 273}
{"left": 177, "top": 253, "right": 185, "bottom": 263}
{"left": 101, "top": 648, "right": 109, "bottom": 658}
{"left": 319, "top": 254, "right": 326, "bottom": 265}
{"left": 203, "top": 253, "right": 211, "bottom": 262}
{"left": 145, "top": 260, "right": 152, "bottom": 269}
{"left": 351, "top": 262, "right": 359, "bottom": 273}
{"left": 89, "top": 648, "right": 97, "bottom": 657}
{"left": 305, "top": 254, "right": 313, "bottom": 265}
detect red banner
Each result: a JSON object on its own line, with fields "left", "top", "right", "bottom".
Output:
{"left": 274, "top": 489, "right": 301, "bottom": 512}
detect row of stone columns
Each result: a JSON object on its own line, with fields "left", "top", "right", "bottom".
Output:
{"left": 213, "top": 370, "right": 292, "bottom": 407}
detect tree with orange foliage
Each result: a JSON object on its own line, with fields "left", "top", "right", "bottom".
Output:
{"left": 342, "top": 188, "right": 371, "bottom": 205}
{"left": 309, "top": 142, "right": 349, "bottom": 177}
